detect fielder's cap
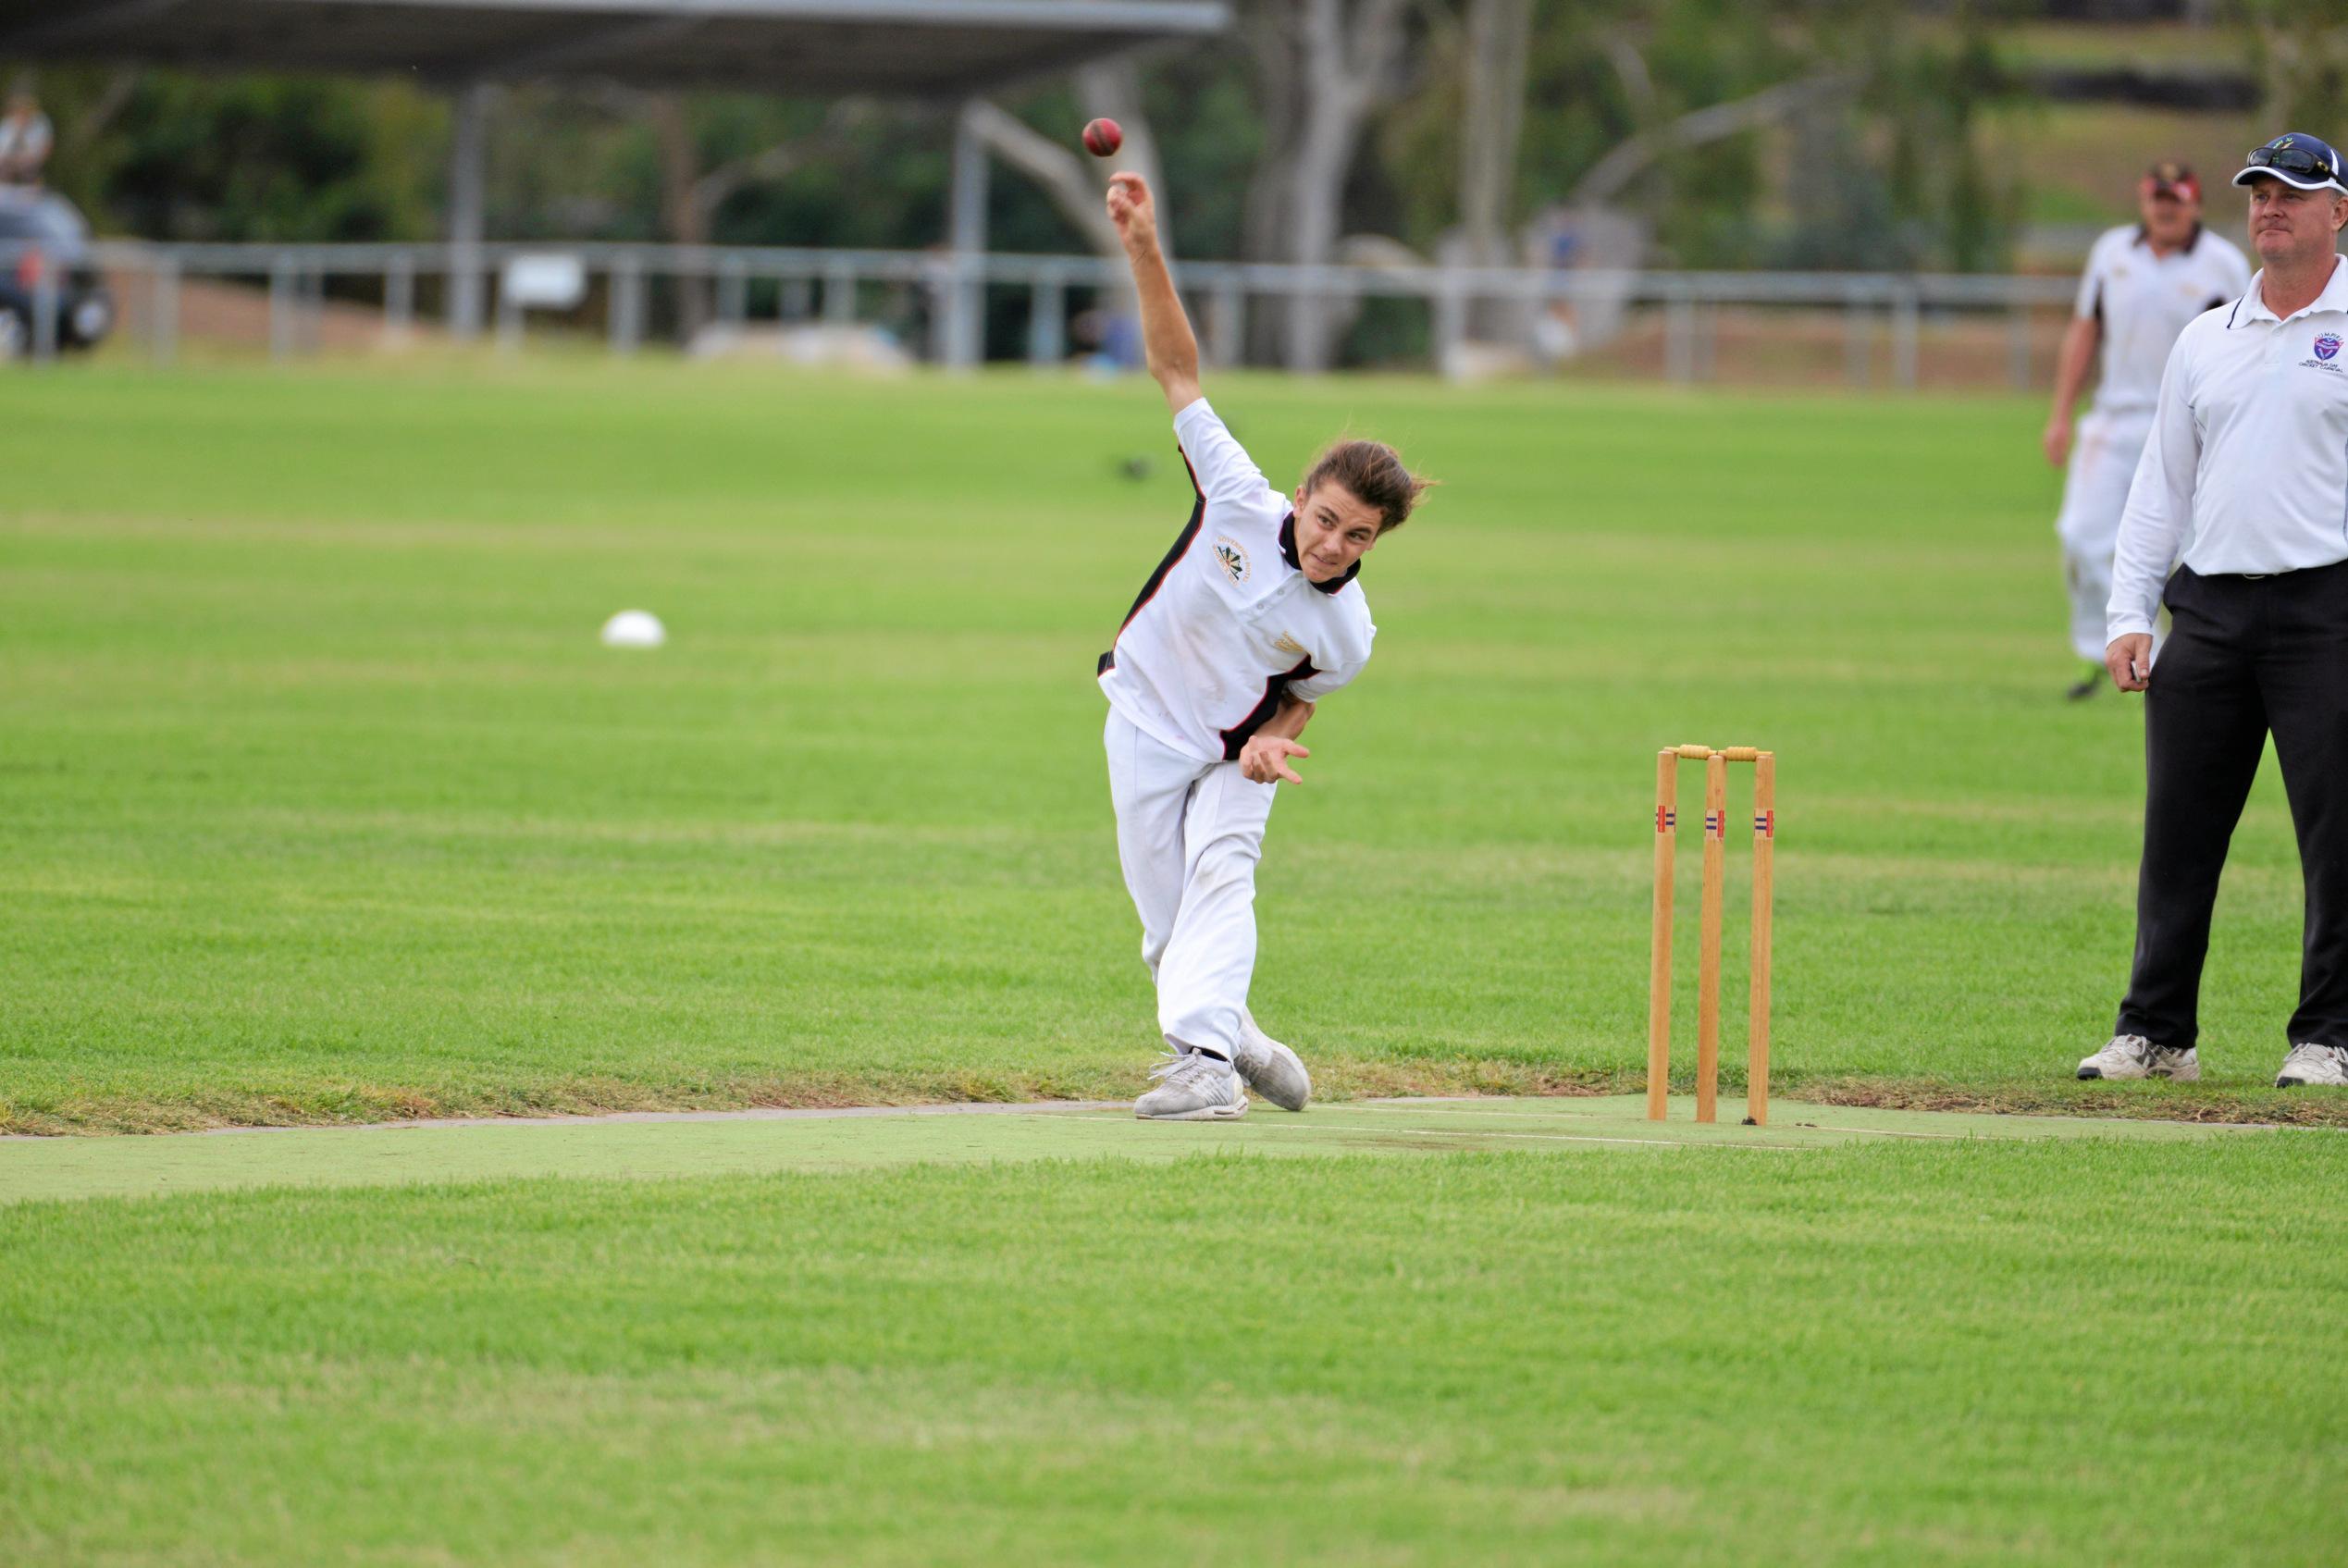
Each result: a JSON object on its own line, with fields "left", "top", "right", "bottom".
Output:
{"left": 2232, "top": 132, "right": 2348, "bottom": 194}
{"left": 2141, "top": 161, "right": 2199, "bottom": 201}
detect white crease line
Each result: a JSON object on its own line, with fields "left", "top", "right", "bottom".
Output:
{"left": 1341, "top": 1105, "right": 1972, "bottom": 1141}
{"left": 1003, "top": 1113, "right": 1808, "bottom": 1152}
{"left": 1344, "top": 1101, "right": 2279, "bottom": 1140}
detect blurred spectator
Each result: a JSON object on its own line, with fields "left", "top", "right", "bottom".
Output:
{"left": 0, "top": 78, "right": 52, "bottom": 188}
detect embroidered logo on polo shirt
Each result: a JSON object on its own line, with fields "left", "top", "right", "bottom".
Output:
{"left": 2303, "top": 333, "right": 2343, "bottom": 373}
{"left": 1271, "top": 632, "right": 1308, "bottom": 658}
{"left": 1213, "top": 536, "right": 1251, "bottom": 583}
{"left": 2317, "top": 334, "right": 2341, "bottom": 361}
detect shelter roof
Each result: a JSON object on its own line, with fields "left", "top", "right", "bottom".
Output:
{"left": 0, "top": 0, "right": 1230, "bottom": 97}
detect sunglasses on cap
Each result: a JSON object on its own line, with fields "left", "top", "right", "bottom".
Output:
{"left": 2244, "top": 143, "right": 2337, "bottom": 181}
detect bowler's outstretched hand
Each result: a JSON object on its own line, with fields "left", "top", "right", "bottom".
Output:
{"left": 2106, "top": 632, "right": 2152, "bottom": 693}
{"left": 1240, "top": 736, "right": 1310, "bottom": 785}
{"left": 1106, "top": 172, "right": 1157, "bottom": 255}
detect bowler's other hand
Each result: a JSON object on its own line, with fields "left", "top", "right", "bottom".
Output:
{"left": 2043, "top": 414, "right": 2074, "bottom": 467}
{"left": 1240, "top": 735, "right": 1309, "bottom": 785}
{"left": 1106, "top": 172, "right": 1157, "bottom": 254}
{"left": 2106, "top": 633, "right": 2153, "bottom": 693}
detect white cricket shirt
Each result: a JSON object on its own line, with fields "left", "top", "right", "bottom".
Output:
{"left": 2074, "top": 224, "right": 2252, "bottom": 414}
{"left": 1098, "top": 399, "right": 1377, "bottom": 764}
{"left": 2107, "top": 255, "right": 2348, "bottom": 639}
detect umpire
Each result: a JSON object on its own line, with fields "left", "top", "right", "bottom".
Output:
{"left": 2079, "top": 132, "right": 2348, "bottom": 1091}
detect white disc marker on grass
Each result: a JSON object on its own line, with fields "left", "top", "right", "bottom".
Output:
{"left": 600, "top": 610, "right": 665, "bottom": 648}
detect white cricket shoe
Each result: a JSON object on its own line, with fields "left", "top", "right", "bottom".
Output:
{"left": 2275, "top": 1043, "right": 2348, "bottom": 1088}
{"left": 2076, "top": 1035, "right": 2199, "bottom": 1082}
{"left": 1135, "top": 1051, "right": 1248, "bottom": 1121}
{"left": 1234, "top": 1018, "right": 1311, "bottom": 1112}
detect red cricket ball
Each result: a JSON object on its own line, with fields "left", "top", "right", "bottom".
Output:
{"left": 1081, "top": 118, "right": 1122, "bottom": 158}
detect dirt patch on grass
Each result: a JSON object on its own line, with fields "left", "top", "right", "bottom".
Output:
{"left": 0, "top": 1061, "right": 1625, "bottom": 1138}
{"left": 11, "top": 1063, "right": 2338, "bottom": 1137}
{"left": 1802, "top": 1075, "right": 2348, "bottom": 1128}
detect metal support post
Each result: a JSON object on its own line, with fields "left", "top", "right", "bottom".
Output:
{"left": 304, "top": 263, "right": 327, "bottom": 355}
{"left": 1432, "top": 268, "right": 1465, "bottom": 381}
{"left": 1891, "top": 284, "right": 1920, "bottom": 391}
{"left": 609, "top": 256, "right": 643, "bottom": 354}
{"left": 30, "top": 263, "right": 56, "bottom": 363}
{"left": 944, "top": 99, "right": 989, "bottom": 369}
{"left": 1664, "top": 295, "right": 1696, "bottom": 383}
{"left": 823, "top": 261, "right": 855, "bottom": 324}
{"left": 446, "top": 81, "right": 491, "bottom": 339}
{"left": 151, "top": 253, "right": 179, "bottom": 367}
{"left": 385, "top": 253, "right": 414, "bottom": 346}
{"left": 268, "top": 255, "right": 295, "bottom": 362}
{"left": 1027, "top": 277, "right": 1064, "bottom": 365}
{"left": 719, "top": 257, "right": 748, "bottom": 327}
{"left": 1210, "top": 280, "right": 1242, "bottom": 369}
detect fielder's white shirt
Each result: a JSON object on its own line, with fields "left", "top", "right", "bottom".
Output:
{"left": 2074, "top": 224, "right": 2252, "bottom": 414}
{"left": 1098, "top": 398, "right": 1376, "bottom": 764}
{"left": 2107, "top": 255, "right": 2348, "bottom": 640}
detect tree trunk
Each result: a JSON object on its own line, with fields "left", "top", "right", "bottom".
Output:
{"left": 1456, "top": 0, "right": 1532, "bottom": 338}
{"left": 1073, "top": 58, "right": 1169, "bottom": 255}
{"left": 960, "top": 100, "right": 1126, "bottom": 265}
{"left": 1457, "top": 0, "right": 1530, "bottom": 265}
{"left": 646, "top": 93, "right": 710, "bottom": 341}
{"left": 1240, "top": 0, "right": 1412, "bottom": 371}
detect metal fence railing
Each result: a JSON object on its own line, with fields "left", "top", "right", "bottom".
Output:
{"left": 1, "top": 238, "right": 2082, "bottom": 389}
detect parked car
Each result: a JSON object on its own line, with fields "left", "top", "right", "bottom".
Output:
{"left": 0, "top": 189, "right": 112, "bottom": 359}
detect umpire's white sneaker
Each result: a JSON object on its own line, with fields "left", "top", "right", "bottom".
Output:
{"left": 2076, "top": 1035, "right": 2199, "bottom": 1081}
{"left": 1135, "top": 1051, "right": 1248, "bottom": 1121}
{"left": 1234, "top": 1019, "right": 1311, "bottom": 1112}
{"left": 2275, "top": 1043, "right": 2348, "bottom": 1088}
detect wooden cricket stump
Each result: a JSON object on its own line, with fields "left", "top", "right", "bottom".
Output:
{"left": 1647, "top": 745, "right": 1775, "bottom": 1125}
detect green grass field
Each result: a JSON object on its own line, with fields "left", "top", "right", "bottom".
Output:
{"left": 5, "top": 361, "right": 2344, "bottom": 1564}
{"left": 6, "top": 1130, "right": 2343, "bottom": 1565}
{"left": 3, "top": 361, "right": 2337, "bottom": 1132}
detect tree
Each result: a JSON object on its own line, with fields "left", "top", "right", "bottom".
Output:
{"left": 1239, "top": 0, "right": 1418, "bottom": 370}
{"left": 964, "top": 59, "right": 1169, "bottom": 266}
{"left": 1455, "top": 0, "right": 1532, "bottom": 270}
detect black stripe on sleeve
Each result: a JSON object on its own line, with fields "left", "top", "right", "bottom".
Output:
{"left": 1218, "top": 657, "right": 1316, "bottom": 760}
{"left": 1099, "top": 442, "right": 1206, "bottom": 673}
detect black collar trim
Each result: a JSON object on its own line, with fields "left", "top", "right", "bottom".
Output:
{"left": 1279, "top": 512, "right": 1359, "bottom": 595}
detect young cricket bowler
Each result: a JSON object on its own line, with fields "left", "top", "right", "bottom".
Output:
{"left": 1096, "top": 170, "right": 1431, "bottom": 1121}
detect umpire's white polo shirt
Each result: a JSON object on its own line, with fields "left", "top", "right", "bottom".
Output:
{"left": 2108, "top": 255, "right": 2348, "bottom": 639}
{"left": 2073, "top": 223, "right": 2251, "bottom": 414}
{"left": 1098, "top": 399, "right": 1376, "bottom": 764}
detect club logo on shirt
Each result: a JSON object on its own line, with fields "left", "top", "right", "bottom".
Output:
{"left": 2317, "top": 334, "right": 2342, "bottom": 362}
{"left": 2303, "top": 333, "right": 2345, "bottom": 374}
{"left": 1213, "top": 536, "right": 1251, "bottom": 583}
{"left": 1271, "top": 633, "right": 1309, "bottom": 658}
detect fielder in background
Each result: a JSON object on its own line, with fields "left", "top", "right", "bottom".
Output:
{"left": 2043, "top": 163, "right": 2249, "bottom": 699}
{"left": 1096, "top": 169, "right": 1431, "bottom": 1122}
{"left": 2080, "top": 132, "right": 2348, "bottom": 1092}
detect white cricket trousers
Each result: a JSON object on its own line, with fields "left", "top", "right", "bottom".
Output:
{"left": 2054, "top": 407, "right": 2155, "bottom": 661}
{"left": 1103, "top": 708, "right": 1277, "bottom": 1061}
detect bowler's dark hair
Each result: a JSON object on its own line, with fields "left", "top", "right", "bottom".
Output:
{"left": 1302, "top": 438, "right": 1435, "bottom": 533}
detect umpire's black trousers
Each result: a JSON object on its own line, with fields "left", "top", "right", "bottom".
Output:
{"left": 2116, "top": 559, "right": 2348, "bottom": 1051}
